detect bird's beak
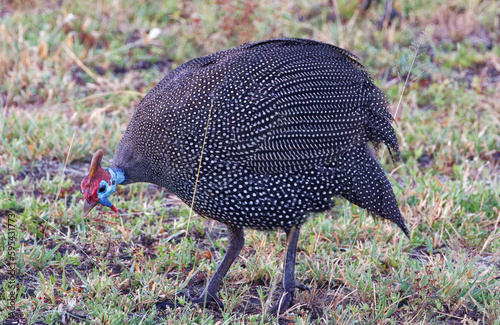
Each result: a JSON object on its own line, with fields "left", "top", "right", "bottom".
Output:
{"left": 82, "top": 199, "right": 98, "bottom": 217}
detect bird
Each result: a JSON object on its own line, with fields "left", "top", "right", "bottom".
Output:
{"left": 80, "top": 38, "right": 409, "bottom": 315}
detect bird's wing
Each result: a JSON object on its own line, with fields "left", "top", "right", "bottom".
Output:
{"left": 219, "top": 42, "right": 399, "bottom": 174}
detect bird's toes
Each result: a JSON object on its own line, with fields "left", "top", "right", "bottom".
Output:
{"left": 269, "top": 291, "right": 294, "bottom": 315}
{"left": 155, "top": 298, "right": 179, "bottom": 310}
{"left": 156, "top": 291, "right": 191, "bottom": 310}
{"left": 191, "top": 291, "right": 224, "bottom": 310}
{"left": 294, "top": 282, "right": 311, "bottom": 292}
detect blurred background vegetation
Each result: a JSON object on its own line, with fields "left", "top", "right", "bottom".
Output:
{"left": 1, "top": 0, "right": 498, "bottom": 165}
{"left": 0, "top": 0, "right": 499, "bottom": 324}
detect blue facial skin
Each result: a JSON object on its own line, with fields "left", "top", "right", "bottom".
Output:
{"left": 96, "top": 168, "right": 126, "bottom": 207}
{"left": 99, "top": 196, "right": 115, "bottom": 208}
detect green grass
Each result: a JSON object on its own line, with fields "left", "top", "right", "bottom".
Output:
{"left": 1, "top": 0, "right": 499, "bottom": 324}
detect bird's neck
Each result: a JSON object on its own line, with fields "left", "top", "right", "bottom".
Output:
{"left": 105, "top": 167, "right": 126, "bottom": 185}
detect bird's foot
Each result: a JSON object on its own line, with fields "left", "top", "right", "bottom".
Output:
{"left": 294, "top": 283, "right": 310, "bottom": 292}
{"left": 192, "top": 291, "right": 224, "bottom": 310}
{"left": 156, "top": 291, "right": 190, "bottom": 310}
{"left": 269, "top": 282, "right": 310, "bottom": 315}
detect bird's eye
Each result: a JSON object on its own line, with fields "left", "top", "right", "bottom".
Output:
{"left": 98, "top": 185, "right": 106, "bottom": 193}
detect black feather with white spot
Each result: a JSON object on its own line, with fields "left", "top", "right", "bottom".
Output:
{"left": 113, "top": 38, "right": 409, "bottom": 236}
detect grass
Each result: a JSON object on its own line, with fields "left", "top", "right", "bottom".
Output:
{"left": 1, "top": 0, "right": 499, "bottom": 324}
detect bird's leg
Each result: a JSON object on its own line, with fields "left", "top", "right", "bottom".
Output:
{"left": 269, "top": 225, "right": 310, "bottom": 315}
{"left": 192, "top": 225, "right": 244, "bottom": 309}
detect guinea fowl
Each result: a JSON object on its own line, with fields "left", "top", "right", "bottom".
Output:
{"left": 81, "top": 38, "right": 409, "bottom": 314}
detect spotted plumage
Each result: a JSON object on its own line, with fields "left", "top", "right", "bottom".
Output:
{"left": 81, "top": 38, "right": 409, "bottom": 314}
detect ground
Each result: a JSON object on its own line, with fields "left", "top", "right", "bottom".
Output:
{"left": 0, "top": 0, "right": 499, "bottom": 324}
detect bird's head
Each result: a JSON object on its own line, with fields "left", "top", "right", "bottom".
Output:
{"left": 81, "top": 149, "right": 123, "bottom": 217}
